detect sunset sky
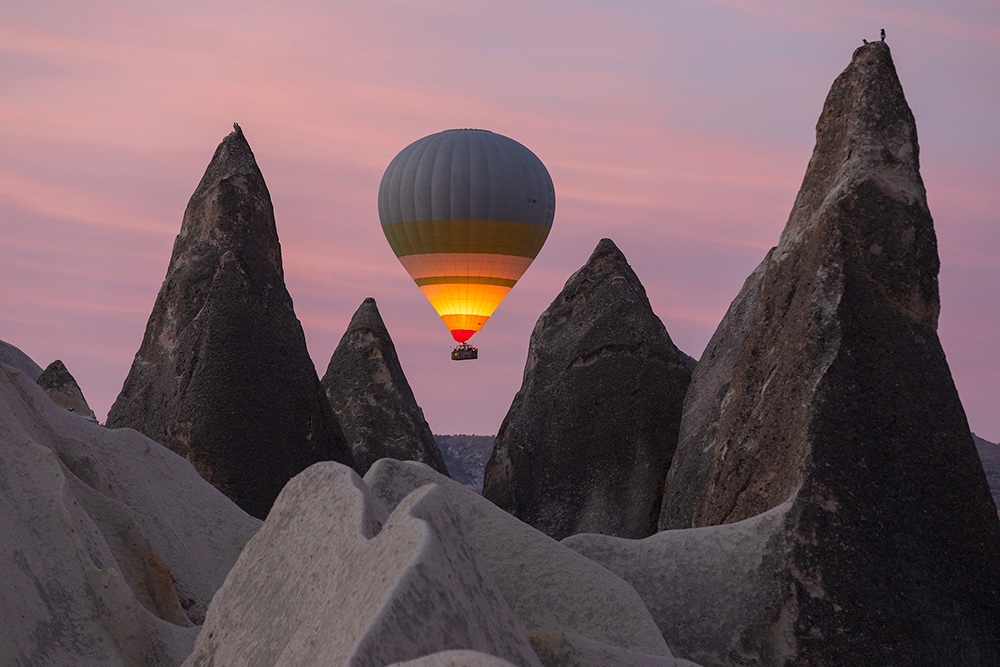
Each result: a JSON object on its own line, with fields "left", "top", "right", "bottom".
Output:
{"left": 2, "top": 1, "right": 998, "bottom": 441}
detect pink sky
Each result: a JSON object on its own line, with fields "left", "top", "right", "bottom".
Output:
{"left": 2, "top": 1, "right": 998, "bottom": 440}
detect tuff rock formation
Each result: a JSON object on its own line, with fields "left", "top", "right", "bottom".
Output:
{"left": 36, "top": 359, "right": 97, "bottom": 421}
{"left": 0, "top": 339, "right": 43, "bottom": 380}
{"left": 656, "top": 41, "right": 1000, "bottom": 665}
{"left": 365, "top": 459, "right": 678, "bottom": 660}
{"left": 184, "top": 462, "right": 543, "bottom": 667}
{"left": 106, "top": 124, "right": 354, "bottom": 519}
{"left": 658, "top": 251, "right": 773, "bottom": 529}
{"left": 321, "top": 297, "right": 448, "bottom": 476}
{"left": 482, "top": 238, "right": 692, "bottom": 540}
{"left": 564, "top": 503, "right": 794, "bottom": 667}
{"left": 0, "top": 362, "right": 260, "bottom": 666}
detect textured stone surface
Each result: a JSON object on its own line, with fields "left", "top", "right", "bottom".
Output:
{"left": 322, "top": 297, "right": 448, "bottom": 476}
{"left": 106, "top": 124, "right": 354, "bottom": 519}
{"left": 659, "top": 251, "right": 772, "bottom": 529}
{"left": 0, "top": 362, "right": 260, "bottom": 666}
{"left": 527, "top": 632, "right": 702, "bottom": 667}
{"left": 365, "top": 459, "right": 672, "bottom": 658}
{"left": 388, "top": 652, "right": 522, "bottom": 667}
{"left": 565, "top": 504, "right": 793, "bottom": 666}
{"left": 185, "top": 462, "right": 542, "bottom": 667}
{"left": 657, "top": 42, "right": 1000, "bottom": 665}
{"left": 36, "top": 359, "right": 97, "bottom": 421}
{"left": 483, "top": 238, "right": 692, "bottom": 539}
{"left": 0, "top": 339, "right": 43, "bottom": 381}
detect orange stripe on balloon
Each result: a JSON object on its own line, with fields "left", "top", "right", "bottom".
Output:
{"left": 398, "top": 253, "right": 534, "bottom": 282}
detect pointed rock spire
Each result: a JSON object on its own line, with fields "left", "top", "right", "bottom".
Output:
{"left": 482, "top": 238, "right": 692, "bottom": 540}
{"left": 107, "top": 125, "right": 355, "bottom": 519}
{"left": 658, "top": 42, "right": 1000, "bottom": 663}
{"left": 36, "top": 359, "right": 97, "bottom": 421}
{"left": 321, "top": 297, "right": 448, "bottom": 476}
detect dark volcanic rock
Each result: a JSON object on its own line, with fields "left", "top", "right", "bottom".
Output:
{"left": 482, "top": 238, "right": 692, "bottom": 540}
{"left": 107, "top": 124, "right": 354, "bottom": 519}
{"left": 658, "top": 42, "right": 1000, "bottom": 665}
{"left": 321, "top": 297, "right": 448, "bottom": 476}
{"left": 36, "top": 359, "right": 97, "bottom": 421}
{"left": 658, "top": 250, "right": 772, "bottom": 530}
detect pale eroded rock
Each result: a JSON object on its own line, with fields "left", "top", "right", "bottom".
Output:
{"left": 0, "top": 339, "right": 43, "bottom": 381}
{"left": 185, "top": 462, "right": 541, "bottom": 667}
{"left": 365, "top": 459, "right": 673, "bottom": 658}
{"left": 0, "top": 363, "right": 260, "bottom": 666}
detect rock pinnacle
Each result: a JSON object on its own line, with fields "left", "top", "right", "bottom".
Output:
{"left": 107, "top": 126, "right": 355, "bottom": 519}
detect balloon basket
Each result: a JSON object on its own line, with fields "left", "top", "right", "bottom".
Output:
{"left": 451, "top": 343, "right": 478, "bottom": 361}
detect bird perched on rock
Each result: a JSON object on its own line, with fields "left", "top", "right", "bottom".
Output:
{"left": 881, "top": 28, "right": 886, "bottom": 41}
{"left": 863, "top": 39, "right": 868, "bottom": 44}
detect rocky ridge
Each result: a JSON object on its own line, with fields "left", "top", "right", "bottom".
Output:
{"left": 0, "top": 339, "right": 43, "bottom": 381}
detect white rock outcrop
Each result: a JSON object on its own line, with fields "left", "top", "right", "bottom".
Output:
{"left": 563, "top": 504, "right": 793, "bottom": 666}
{"left": 0, "top": 363, "right": 261, "bottom": 666}
{"left": 184, "top": 462, "right": 543, "bottom": 667}
{"left": 364, "top": 459, "right": 674, "bottom": 659}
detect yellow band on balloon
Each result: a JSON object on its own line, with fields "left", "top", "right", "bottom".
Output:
{"left": 419, "top": 282, "right": 512, "bottom": 318}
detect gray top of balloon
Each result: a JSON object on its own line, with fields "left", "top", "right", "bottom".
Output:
{"left": 378, "top": 129, "right": 556, "bottom": 227}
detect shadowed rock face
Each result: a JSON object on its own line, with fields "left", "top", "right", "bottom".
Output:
{"left": 321, "top": 297, "right": 448, "bottom": 476}
{"left": 106, "top": 125, "right": 354, "bottom": 519}
{"left": 659, "top": 42, "right": 1000, "bottom": 665}
{"left": 483, "top": 238, "right": 692, "bottom": 540}
{"left": 658, "top": 250, "right": 772, "bottom": 530}
{"left": 37, "top": 359, "right": 97, "bottom": 421}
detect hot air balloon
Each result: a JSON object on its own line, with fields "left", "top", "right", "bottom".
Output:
{"left": 378, "top": 129, "right": 555, "bottom": 360}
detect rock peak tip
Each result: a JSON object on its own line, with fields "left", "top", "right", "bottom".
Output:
{"left": 587, "top": 237, "right": 626, "bottom": 264}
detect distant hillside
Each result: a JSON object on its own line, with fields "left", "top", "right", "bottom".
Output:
{"left": 435, "top": 434, "right": 495, "bottom": 492}
{"left": 974, "top": 434, "right": 1000, "bottom": 514}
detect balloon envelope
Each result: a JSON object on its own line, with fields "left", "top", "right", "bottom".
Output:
{"left": 378, "top": 129, "right": 555, "bottom": 343}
